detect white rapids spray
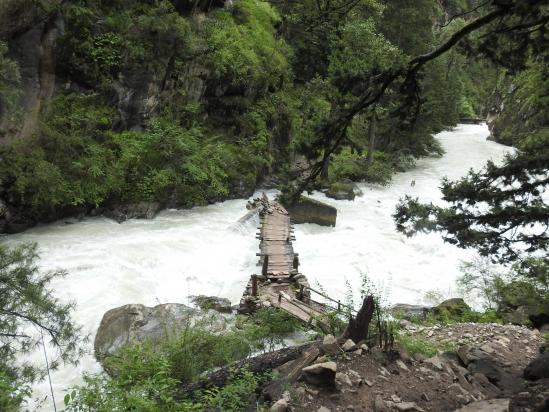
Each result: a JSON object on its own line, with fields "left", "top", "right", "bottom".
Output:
{"left": 2, "top": 123, "right": 513, "bottom": 409}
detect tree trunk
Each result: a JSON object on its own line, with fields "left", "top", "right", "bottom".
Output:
{"left": 367, "top": 111, "right": 377, "bottom": 166}
{"left": 342, "top": 295, "right": 375, "bottom": 343}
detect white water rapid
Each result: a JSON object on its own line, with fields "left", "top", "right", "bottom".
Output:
{"left": 2, "top": 124, "right": 513, "bottom": 410}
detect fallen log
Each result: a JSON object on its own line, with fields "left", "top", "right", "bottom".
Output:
{"left": 175, "top": 341, "right": 318, "bottom": 398}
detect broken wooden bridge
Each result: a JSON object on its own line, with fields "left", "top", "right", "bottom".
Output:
{"left": 238, "top": 194, "right": 354, "bottom": 332}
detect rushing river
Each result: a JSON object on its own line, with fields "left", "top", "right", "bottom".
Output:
{"left": 3, "top": 124, "right": 512, "bottom": 409}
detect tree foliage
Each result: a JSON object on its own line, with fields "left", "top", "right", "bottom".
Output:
{"left": 394, "top": 132, "right": 548, "bottom": 264}
{"left": 0, "top": 243, "right": 83, "bottom": 409}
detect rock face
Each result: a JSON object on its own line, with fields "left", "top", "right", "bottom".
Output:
{"left": 524, "top": 351, "right": 549, "bottom": 381}
{"left": 94, "top": 303, "right": 228, "bottom": 367}
{"left": 284, "top": 196, "right": 337, "bottom": 227}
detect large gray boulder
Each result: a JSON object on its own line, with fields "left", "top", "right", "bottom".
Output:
{"left": 301, "top": 361, "right": 337, "bottom": 387}
{"left": 94, "top": 303, "right": 229, "bottom": 365}
{"left": 524, "top": 351, "right": 549, "bottom": 381}
{"left": 104, "top": 202, "right": 161, "bottom": 223}
{"left": 325, "top": 182, "right": 356, "bottom": 201}
{"left": 283, "top": 196, "right": 337, "bottom": 227}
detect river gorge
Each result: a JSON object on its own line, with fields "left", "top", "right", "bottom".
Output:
{"left": 2, "top": 123, "right": 513, "bottom": 408}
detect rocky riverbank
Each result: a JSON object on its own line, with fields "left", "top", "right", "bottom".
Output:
{"left": 91, "top": 293, "right": 549, "bottom": 412}
{"left": 276, "top": 323, "right": 547, "bottom": 412}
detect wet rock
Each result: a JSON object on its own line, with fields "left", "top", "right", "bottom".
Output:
{"left": 454, "top": 398, "right": 510, "bottom": 411}
{"left": 524, "top": 351, "right": 549, "bottom": 380}
{"left": 283, "top": 196, "right": 337, "bottom": 227}
{"left": 325, "top": 182, "right": 356, "bottom": 201}
{"left": 301, "top": 361, "right": 337, "bottom": 387}
{"left": 190, "top": 295, "right": 232, "bottom": 313}
{"left": 104, "top": 202, "right": 161, "bottom": 223}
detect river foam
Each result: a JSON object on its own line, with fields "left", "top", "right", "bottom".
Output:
{"left": 2, "top": 123, "right": 513, "bottom": 409}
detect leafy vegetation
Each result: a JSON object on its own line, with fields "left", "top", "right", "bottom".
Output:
{"left": 0, "top": 243, "right": 83, "bottom": 411}
{"left": 64, "top": 307, "right": 300, "bottom": 411}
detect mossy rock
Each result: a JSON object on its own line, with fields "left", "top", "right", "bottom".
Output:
{"left": 283, "top": 196, "right": 337, "bottom": 227}
{"left": 433, "top": 298, "right": 471, "bottom": 320}
{"left": 325, "top": 182, "right": 356, "bottom": 201}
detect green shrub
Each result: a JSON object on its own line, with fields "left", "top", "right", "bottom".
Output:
{"left": 66, "top": 308, "right": 300, "bottom": 411}
{"left": 0, "top": 366, "right": 30, "bottom": 412}
{"left": 243, "top": 308, "right": 302, "bottom": 353}
{"left": 329, "top": 148, "right": 393, "bottom": 185}
{"left": 0, "top": 93, "right": 119, "bottom": 213}
{"left": 396, "top": 334, "right": 438, "bottom": 357}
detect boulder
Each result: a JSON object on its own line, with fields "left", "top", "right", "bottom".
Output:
{"left": 283, "top": 196, "right": 337, "bottom": 227}
{"left": 503, "top": 306, "right": 530, "bottom": 326}
{"left": 391, "top": 304, "right": 430, "bottom": 321}
{"left": 503, "top": 303, "right": 549, "bottom": 329}
{"left": 335, "top": 372, "right": 353, "bottom": 387}
{"left": 342, "top": 339, "right": 356, "bottom": 352}
{"left": 458, "top": 345, "right": 503, "bottom": 384}
{"left": 424, "top": 355, "right": 444, "bottom": 371}
{"left": 270, "top": 398, "right": 288, "bottom": 412}
{"left": 301, "top": 361, "right": 337, "bottom": 387}
{"left": 322, "top": 334, "right": 340, "bottom": 355}
{"left": 190, "top": 295, "right": 232, "bottom": 313}
{"left": 433, "top": 298, "right": 471, "bottom": 319}
{"left": 94, "top": 303, "right": 228, "bottom": 369}
{"left": 454, "top": 398, "right": 510, "bottom": 412}
{"left": 104, "top": 202, "right": 161, "bottom": 223}
{"left": 395, "top": 402, "right": 425, "bottom": 412}
{"left": 325, "top": 182, "right": 356, "bottom": 201}
{"left": 524, "top": 351, "right": 549, "bottom": 381}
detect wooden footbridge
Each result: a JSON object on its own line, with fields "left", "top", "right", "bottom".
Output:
{"left": 239, "top": 194, "right": 354, "bottom": 332}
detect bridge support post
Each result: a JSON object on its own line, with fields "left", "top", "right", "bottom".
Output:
{"left": 262, "top": 256, "right": 269, "bottom": 277}
{"left": 252, "top": 275, "right": 258, "bottom": 297}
